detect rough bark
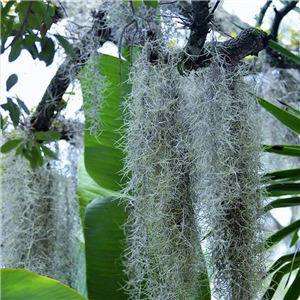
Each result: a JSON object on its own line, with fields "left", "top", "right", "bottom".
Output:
{"left": 31, "top": 10, "right": 110, "bottom": 132}
{"left": 183, "top": 28, "right": 271, "bottom": 70}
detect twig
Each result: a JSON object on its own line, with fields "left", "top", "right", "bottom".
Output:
{"left": 210, "top": 0, "right": 221, "bottom": 16}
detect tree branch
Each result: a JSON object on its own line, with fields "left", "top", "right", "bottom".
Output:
{"left": 265, "top": 0, "right": 299, "bottom": 68}
{"left": 185, "top": 1, "right": 210, "bottom": 57}
{"left": 270, "top": 0, "right": 298, "bottom": 41}
{"left": 255, "top": 0, "right": 272, "bottom": 27}
{"left": 31, "top": 10, "right": 110, "bottom": 132}
{"left": 183, "top": 28, "right": 271, "bottom": 70}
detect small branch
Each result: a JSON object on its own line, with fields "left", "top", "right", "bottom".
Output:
{"left": 31, "top": 10, "right": 110, "bottom": 132}
{"left": 270, "top": 0, "right": 298, "bottom": 41}
{"left": 185, "top": 1, "right": 210, "bottom": 57}
{"left": 255, "top": 0, "right": 272, "bottom": 27}
{"left": 210, "top": 0, "right": 221, "bottom": 16}
{"left": 5, "top": 1, "right": 34, "bottom": 52}
{"left": 265, "top": 1, "right": 299, "bottom": 68}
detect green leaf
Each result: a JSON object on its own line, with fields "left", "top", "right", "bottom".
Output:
{"left": 131, "top": 0, "right": 142, "bottom": 9}
{"left": 34, "top": 131, "right": 62, "bottom": 141}
{"left": 38, "top": 37, "right": 55, "bottom": 66}
{"left": 290, "top": 231, "right": 299, "bottom": 247}
{"left": 263, "top": 144, "right": 300, "bottom": 156}
{"left": 41, "top": 145, "right": 58, "bottom": 160}
{"left": 23, "top": 34, "right": 40, "bottom": 59}
{"left": 31, "top": 1, "right": 47, "bottom": 18}
{"left": 8, "top": 37, "right": 23, "bottom": 62}
{"left": 266, "top": 183, "right": 300, "bottom": 197}
{"left": 283, "top": 269, "right": 300, "bottom": 300}
{"left": 262, "top": 262, "right": 300, "bottom": 300}
{"left": 16, "top": 97, "right": 30, "bottom": 115}
{"left": 258, "top": 96, "right": 300, "bottom": 134}
{"left": 265, "top": 168, "right": 300, "bottom": 181}
{"left": 264, "top": 197, "right": 300, "bottom": 212}
{"left": 1, "top": 269, "right": 88, "bottom": 300}
{"left": 33, "top": 145, "right": 44, "bottom": 167}
{"left": 84, "top": 197, "right": 127, "bottom": 300}
{"left": 1, "top": 16, "right": 15, "bottom": 53}
{"left": 144, "top": 0, "right": 158, "bottom": 9}
{"left": 0, "top": 139, "right": 22, "bottom": 153}
{"left": 78, "top": 157, "right": 121, "bottom": 220}
{"left": 197, "top": 247, "right": 211, "bottom": 300}
{"left": 231, "top": 21, "right": 245, "bottom": 30}
{"left": 269, "top": 40, "right": 300, "bottom": 65}
{"left": 19, "top": 141, "right": 43, "bottom": 169}
{"left": 81, "top": 54, "right": 130, "bottom": 191}
{"left": 267, "top": 252, "right": 300, "bottom": 274}
{"left": 0, "top": 113, "right": 4, "bottom": 129}
{"left": 1, "top": 1, "right": 16, "bottom": 18}
{"left": 277, "top": 100, "right": 300, "bottom": 115}
{"left": 54, "top": 34, "right": 76, "bottom": 58}
{"left": 6, "top": 74, "right": 18, "bottom": 91}
{"left": 1, "top": 98, "right": 20, "bottom": 127}
{"left": 15, "top": 142, "right": 24, "bottom": 156}
{"left": 266, "top": 219, "right": 300, "bottom": 249}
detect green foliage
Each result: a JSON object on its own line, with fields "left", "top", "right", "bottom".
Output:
{"left": 257, "top": 96, "right": 300, "bottom": 135}
{"left": 1, "top": 269, "right": 88, "bottom": 300}
{"left": 80, "top": 52, "right": 131, "bottom": 298}
{"left": 264, "top": 197, "right": 300, "bottom": 212}
{"left": 269, "top": 40, "right": 300, "bottom": 65}
{"left": 6, "top": 73, "right": 18, "bottom": 91}
{"left": 1, "top": 135, "right": 60, "bottom": 169}
{"left": 33, "top": 130, "right": 62, "bottom": 141}
{"left": 144, "top": 0, "right": 158, "bottom": 9}
{"left": 78, "top": 157, "right": 121, "bottom": 220}
{"left": 54, "top": 34, "right": 76, "bottom": 58}
{"left": 1, "top": 1, "right": 73, "bottom": 67}
{"left": 258, "top": 91, "right": 300, "bottom": 299}
{"left": 84, "top": 197, "right": 127, "bottom": 300}
{"left": 1, "top": 98, "right": 20, "bottom": 127}
{"left": 38, "top": 36, "right": 55, "bottom": 66}
{"left": 123, "top": 0, "right": 158, "bottom": 9}
{"left": 2, "top": 1, "right": 56, "bottom": 64}
{"left": 0, "top": 138, "right": 22, "bottom": 153}
{"left": 263, "top": 144, "right": 300, "bottom": 156}
{"left": 81, "top": 53, "right": 130, "bottom": 191}
{"left": 262, "top": 255, "right": 300, "bottom": 300}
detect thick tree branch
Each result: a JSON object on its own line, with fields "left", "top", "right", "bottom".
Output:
{"left": 31, "top": 10, "right": 110, "bottom": 132}
{"left": 184, "top": 28, "right": 271, "bottom": 70}
{"left": 185, "top": 1, "right": 210, "bottom": 57}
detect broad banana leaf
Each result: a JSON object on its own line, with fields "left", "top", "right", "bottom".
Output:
{"left": 84, "top": 197, "right": 127, "bottom": 300}
{"left": 1, "top": 269, "right": 88, "bottom": 300}
{"left": 80, "top": 52, "right": 131, "bottom": 299}
{"left": 81, "top": 53, "right": 130, "bottom": 191}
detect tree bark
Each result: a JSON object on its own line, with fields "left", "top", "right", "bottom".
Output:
{"left": 31, "top": 10, "right": 110, "bottom": 132}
